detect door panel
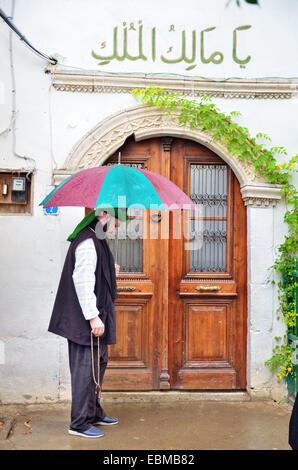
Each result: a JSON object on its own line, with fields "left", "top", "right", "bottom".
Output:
{"left": 97, "top": 136, "right": 247, "bottom": 390}
{"left": 103, "top": 296, "right": 154, "bottom": 390}
{"left": 185, "top": 303, "right": 229, "bottom": 363}
{"left": 169, "top": 139, "right": 246, "bottom": 390}
{"left": 103, "top": 137, "right": 167, "bottom": 389}
{"left": 175, "top": 299, "right": 236, "bottom": 389}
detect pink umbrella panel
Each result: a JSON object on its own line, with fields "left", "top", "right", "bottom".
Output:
{"left": 40, "top": 164, "right": 198, "bottom": 211}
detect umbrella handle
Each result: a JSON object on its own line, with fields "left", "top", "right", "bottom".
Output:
{"left": 114, "top": 230, "right": 118, "bottom": 265}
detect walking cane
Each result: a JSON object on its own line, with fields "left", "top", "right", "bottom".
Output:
{"left": 114, "top": 150, "right": 121, "bottom": 265}
{"left": 91, "top": 332, "right": 101, "bottom": 400}
{"left": 114, "top": 229, "right": 119, "bottom": 265}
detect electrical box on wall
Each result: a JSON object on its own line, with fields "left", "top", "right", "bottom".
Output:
{"left": 11, "top": 177, "right": 27, "bottom": 202}
{"left": 0, "top": 172, "right": 33, "bottom": 215}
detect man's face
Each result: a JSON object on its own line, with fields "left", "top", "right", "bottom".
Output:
{"left": 106, "top": 215, "right": 120, "bottom": 234}
{"left": 98, "top": 213, "right": 119, "bottom": 234}
{"left": 97, "top": 211, "right": 121, "bottom": 234}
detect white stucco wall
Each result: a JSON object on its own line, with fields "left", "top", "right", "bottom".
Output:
{"left": 0, "top": 0, "right": 297, "bottom": 403}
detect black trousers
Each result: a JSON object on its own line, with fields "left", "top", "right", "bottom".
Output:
{"left": 289, "top": 392, "right": 298, "bottom": 450}
{"left": 68, "top": 338, "right": 108, "bottom": 432}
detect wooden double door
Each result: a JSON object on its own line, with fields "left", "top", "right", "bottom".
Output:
{"left": 102, "top": 136, "right": 247, "bottom": 390}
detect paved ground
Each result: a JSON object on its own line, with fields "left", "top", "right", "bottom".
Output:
{"left": 0, "top": 397, "right": 293, "bottom": 450}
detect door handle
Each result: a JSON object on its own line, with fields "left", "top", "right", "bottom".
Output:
{"left": 195, "top": 285, "right": 221, "bottom": 291}
{"left": 117, "top": 286, "right": 136, "bottom": 292}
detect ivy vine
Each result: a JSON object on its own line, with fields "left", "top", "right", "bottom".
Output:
{"left": 132, "top": 86, "right": 298, "bottom": 384}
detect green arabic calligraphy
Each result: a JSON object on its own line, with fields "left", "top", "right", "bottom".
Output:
{"left": 200, "top": 27, "right": 224, "bottom": 64}
{"left": 91, "top": 23, "right": 252, "bottom": 69}
{"left": 152, "top": 27, "right": 156, "bottom": 62}
{"left": 233, "top": 25, "right": 252, "bottom": 64}
{"left": 91, "top": 23, "right": 147, "bottom": 65}
{"left": 161, "top": 30, "right": 197, "bottom": 70}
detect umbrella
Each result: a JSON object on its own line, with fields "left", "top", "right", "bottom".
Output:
{"left": 40, "top": 164, "right": 198, "bottom": 264}
{"left": 40, "top": 164, "right": 197, "bottom": 211}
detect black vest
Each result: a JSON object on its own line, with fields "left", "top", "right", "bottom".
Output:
{"left": 48, "top": 221, "right": 117, "bottom": 346}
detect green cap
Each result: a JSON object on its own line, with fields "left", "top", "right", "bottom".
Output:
{"left": 67, "top": 210, "right": 96, "bottom": 241}
{"left": 67, "top": 208, "right": 129, "bottom": 241}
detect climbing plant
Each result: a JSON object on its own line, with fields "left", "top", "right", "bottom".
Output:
{"left": 132, "top": 86, "right": 298, "bottom": 384}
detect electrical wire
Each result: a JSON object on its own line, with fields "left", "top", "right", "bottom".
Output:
{"left": 0, "top": 7, "right": 57, "bottom": 65}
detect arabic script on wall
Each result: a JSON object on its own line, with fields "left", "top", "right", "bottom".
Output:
{"left": 91, "top": 23, "right": 252, "bottom": 71}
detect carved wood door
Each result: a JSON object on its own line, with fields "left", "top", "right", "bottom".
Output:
{"left": 100, "top": 136, "right": 247, "bottom": 390}
{"left": 168, "top": 139, "right": 247, "bottom": 389}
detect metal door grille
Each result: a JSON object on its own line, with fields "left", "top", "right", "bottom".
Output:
{"left": 189, "top": 164, "right": 228, "bottom": 273}
{"left": 105, "top": 162, "right": 144, "bottom": 272}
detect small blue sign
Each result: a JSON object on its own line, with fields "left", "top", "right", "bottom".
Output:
{"left": 44, "top": 207, "right": 59, "bottom": 215}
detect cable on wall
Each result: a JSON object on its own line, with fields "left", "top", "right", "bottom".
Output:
{"left": 0, "top": 7, "right": 57, "bottom": 65}
{"left": 7, "top": 0, "right": 37, "bottom": 171}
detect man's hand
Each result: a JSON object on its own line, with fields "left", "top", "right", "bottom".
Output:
{"left": 90, "top": 316, "right": 105, "bottom": 337}
{"left": 115, "top": 263, "right": 120, "bottom": 276}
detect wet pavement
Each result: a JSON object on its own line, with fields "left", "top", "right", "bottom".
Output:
{"left": 0, "top": 397, "right": 293, "bottom": 450}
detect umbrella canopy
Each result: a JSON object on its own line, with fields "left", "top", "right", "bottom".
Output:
{"left": 40, "top": 164, "right": 197, "bottom": 211}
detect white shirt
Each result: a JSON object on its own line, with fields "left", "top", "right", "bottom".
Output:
{"left": 72, "top": 237, "right": 99, "bottom": 321}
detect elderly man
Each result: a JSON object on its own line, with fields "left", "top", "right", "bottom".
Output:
{"left": 48, "top": 208, "right": 127, "bottom": 438}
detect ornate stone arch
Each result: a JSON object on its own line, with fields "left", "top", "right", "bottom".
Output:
{"left": 54, "top": 105, "right": 281, "bottom": 207}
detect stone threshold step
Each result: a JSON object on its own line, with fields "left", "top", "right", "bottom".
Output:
{"left": 101, "top": 391, "right": 251, "bottom": 403}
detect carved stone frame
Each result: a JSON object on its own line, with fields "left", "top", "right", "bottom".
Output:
{"left": 53, "top": 104, "right": 282, "bottom": 207}
{"left": 46, "top": 66, "right": 298, "bottom": 100}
